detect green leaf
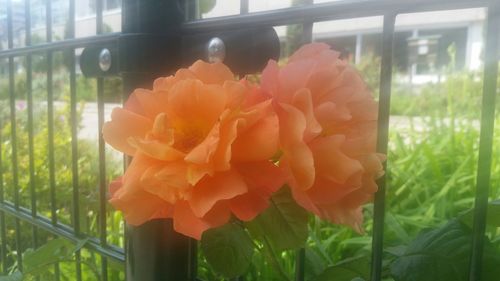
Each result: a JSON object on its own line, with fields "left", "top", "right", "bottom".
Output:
{"left": 305, "top": 247, "right": 327, "bottom": 277}
{"left": 385, "top": 245, "right": 407, "bottom": 257}
{"left": 73, "top": 238, "right": 89, "bottom": 252}
{"left": 0, "top": 271, "right": 23, "bottom": 281}
{"left": 314, "top": 256, "right": 370, "bottom": 281}
{"left": 386, "top": 212, "right": 411, "bottom": 243}
{"left": 23, "top": 238, "right": 83, "bottom": 276}
{"left": 390, "top": 219, "right": 500, "bottom": 281}
{"left": 460, "top": 200, "right": 500, "bottom": 227}
{"left": 201, "top": 222, "right": 254, "bottom": 278}
{"left": 247, "top": 187, "right": 309, "bottom": 251}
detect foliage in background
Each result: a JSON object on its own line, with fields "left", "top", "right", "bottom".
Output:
{"left": 196, "top": 57, "right": 500, "bottom": 280}
{"left": 1, "top": 36, "right": 500, "bottom": 280}
{"left": 0, "top": 74, "right": 123, "bottom": 280}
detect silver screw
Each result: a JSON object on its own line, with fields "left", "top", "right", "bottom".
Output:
{"left": 99, "top": 48, "right": 112, "bottom": 72}
{"left": 207, "top": 37, "right": 226, "bottom": 63}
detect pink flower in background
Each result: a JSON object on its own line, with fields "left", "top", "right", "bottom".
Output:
{"left": 262, "top": 43, "right": 385, "bottom": 231}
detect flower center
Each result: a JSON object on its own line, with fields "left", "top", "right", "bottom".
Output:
{"left": 173, "top": 125, "right": 206, "bottom": 152}
{"left": 150, "top": 113, "right": 209, "bottom": 153}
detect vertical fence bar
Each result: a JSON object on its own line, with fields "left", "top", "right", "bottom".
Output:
{"left": 240, "top": 0, "right": 249, "bottom": 14}
{"left": 68, "top": 0, "right": 82, "bottom": 279}
{"left": 45, "top": 0, "right": 60, "bottom": 279}
{"left": 96, "top": 1, "right": 109, "bottom": 280}
{"left": 25, "top": 2, "right": 40, "bottom": 278}
{"left": 468, "top": 3, "right": 499, "bottom": 281}
{"left": 97, "top": 75, "right": 109, "bottom": 279}
{"left": 97, "top": 76, "right": 109, "bottom": 280}
{"left": 295, "top": 248, "right": 305, "bottom": 281}
{"left": 370, "top": 13, "right": 395, "bottom": 281}
{"left": 294, "top": 2, "right": 314, "bottom": 280}
{"left": 0, "top": 215, "right": 5, "bottom": 273}
{"left": 0, "top": 78, "right": 7, "bottom": 273}
{"left": 183, "top": 0, "right": 198, "bottom": 259}
{"left": 46, "top": 0, "right": 56, "bottom": 226}
{"left": 188, "top": 238, "right": 198, "bottom": 281}
{"left": 25, "top": 0, "right": 39, "bottom": 250}
{"left": 301, "top": 0, "right": 313, "bottom": 45}
{"left": 7, "top": 0, "right": 23, "bottom": 272}
{"left": 185, "top": 0, "right": 199, "bottom": 20}
{"left": 184, "top": 16, "right": 198, "bottom": 273}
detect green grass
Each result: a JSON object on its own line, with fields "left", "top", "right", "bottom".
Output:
{"left": 1, "top": 59, "right": 499, "bottom": 280}
{"left": 196, "top": 66, "right": 500, "bottom": 280}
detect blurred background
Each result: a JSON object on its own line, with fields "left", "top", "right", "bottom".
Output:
{"left": 0, "top": 0, "right": 498, "bottom": 280}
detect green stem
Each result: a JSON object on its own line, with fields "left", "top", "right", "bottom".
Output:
{"left": 259, "top": 235, "right": 292, "bottom": 281}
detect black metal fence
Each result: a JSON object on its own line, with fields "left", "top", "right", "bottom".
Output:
{"left": 0, "top": 0, "right": 498, "bottom": 280}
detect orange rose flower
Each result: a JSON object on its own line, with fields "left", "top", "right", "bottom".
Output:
{"left": 261, "top": 43, "right": 385, "bottom": 232}
{"left": 103, "top": 60, "right": 284, "bottom": 239}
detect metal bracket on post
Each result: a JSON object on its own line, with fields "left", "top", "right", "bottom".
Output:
{"left": 80, "top": 29, "right": 280, "bottom": 78}
{"left": 181, "top": 26, "right": 280, "bottom": 75}
{"left": 80, "top": 43, "right": 119, "bottom": 77}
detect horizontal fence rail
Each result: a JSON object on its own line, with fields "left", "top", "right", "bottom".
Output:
{"left": 0, "top": 202, "right": 125, "bottom": 263}
{"left": 0, "top": 0, "right": 498, "bottom": 280}
{"left": 0, "top": 33, "right": 119, "bottom": 59}
{"left": 181, "top": 0, "right": 491, "bottom": 32}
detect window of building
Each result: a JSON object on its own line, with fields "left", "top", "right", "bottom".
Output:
{"left": 419, "top": 27, "right": 467, "bottom": 71}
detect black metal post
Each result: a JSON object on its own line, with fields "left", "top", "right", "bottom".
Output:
{"left": 126, "top": 220, "right": 191, "bottom": 281}
{"left": 121, "top": 1, "right": 191, "bottom": 280}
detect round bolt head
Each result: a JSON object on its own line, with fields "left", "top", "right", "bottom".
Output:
{"left": 99, "top": 48, "right": 112, "bottom": 72}
{"left": 207, "top": 37, "right": 226, "bottom": 63}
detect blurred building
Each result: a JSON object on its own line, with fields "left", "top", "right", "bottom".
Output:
{"left": 0, "top": 0, "right": 486, "bottom": 83}
{"left": 311, "top": 8, "right": 485, "bottom": 84}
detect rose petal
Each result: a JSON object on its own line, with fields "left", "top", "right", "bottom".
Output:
{"left": 173, "top": 200, "right": 231, "bottom": 240}
{"left": 318, "top": 204, "right": 365, "bottom": 233}
{"left": 141, "top": 163, "right": 191, "bottom": 204}
{"left": 124, "top": 88, "right": 168, "bottom": 119}
{"left": 261, "top": 60, "right": 280, "bottom": 95}
{"left": 234, "top": 161, "right": 285, "bottom": 197}
{"left": 232, "top": 115, "right": 279, "bottom": 162}
{"left": 167, "top": 79, "right": 227, "bottom": 133}
{"left": 189, "top": 170, "right": 247, "bottom": 217}
{"left": 306, "top": 175, "right": 362, "bottom": 205}
{"left": 110, "top": 154, "right": 173, "bottom": 225}
{"left": 108, "top": 177, "right": 122, "bottom": 197}
{"left": 309, "top": 135, "right": 364, "bottom": 184}
{"left": 173, "top": 200, "right": 211, "bottom": 240}
{"left": 291, "top": 187, "right": 321, "bottom": 216}
{"left": 110, "top": 191, "right": 172, "bottom": 226}
{"left": 291, "top": 88, "right": 322, "bottom": 141}
{"left": 230, "top": 192, "right": 269, "bottom": 221}
{"left": 223, "top": 81, "right": 247, "bottom": 109}
{"left": 189, "top": 60, "right": 235, "bottom": 85}
{"left": 153, "top": 69, "right": 196, "bottom": 92}
{"left": 289, "top": 42, "right": 332, "bottom": 62}
{"left": 277, "top": 103, "right": 315, "bottom": 190}
{"left": 212, "top": 117, "right": 242, "bottom": 171}
{"left": 102, "top": 108, "right": 153, "bottom": 156}
{"left": 129, "top": 138, "right": 185, "bottom": 161}
{"left": 314, "top": 102, "right": 352, "bottom": 134}
{"left": 277, "top": 59, "right": 316, "bottom": 102}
